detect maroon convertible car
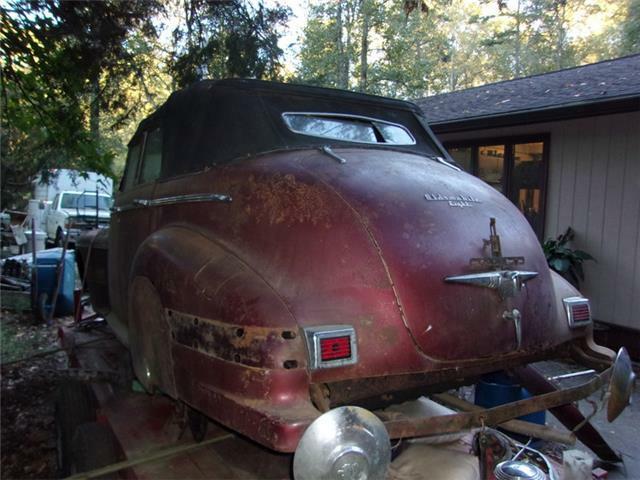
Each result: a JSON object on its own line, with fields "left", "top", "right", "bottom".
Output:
{"left": 79, "top": 79, "right": 633, "bottom": 478}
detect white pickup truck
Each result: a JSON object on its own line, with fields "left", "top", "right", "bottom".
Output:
{"left": 45, "top": 191, "right": 112, "bottom": 246}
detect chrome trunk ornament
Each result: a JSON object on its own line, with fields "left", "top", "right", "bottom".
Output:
{"left": 469, "top": 218, "right": 525, "bottom": 270}
{"left": 445, "top": 270, "right": 538, "bottom": 299}
{"left": 503, "top": 308, "right": 522, "bottom": 349}
{"left": 445, "top": 218, "right": 538, "bottom": 299}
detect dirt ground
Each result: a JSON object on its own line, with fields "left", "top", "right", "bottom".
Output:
{"left": 1, "top": 311, "right": 67, "bottom": 480}
{"left": 1, "top": 308, "right": 638, "bottom": 480}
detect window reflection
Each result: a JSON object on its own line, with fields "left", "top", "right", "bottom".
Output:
{"left": 512, "top": 142, "right": 544, "bottom": 235}
{"left": 447, "top": 147, "right": 472, "bottom": 172}
{"left": 478, "top": 145, "right": 504, "bottom": 192}
{"left": 443, "top": 139, "right": 547, "bottom": 240}
{"left": 287, "top": 116, "right": 376, "bottom": 142}
{"left": 375, "top": 122, "right": 414, "bottom": 144}
{"left": 282, "top": 113, "right": 415, "bottom": 145}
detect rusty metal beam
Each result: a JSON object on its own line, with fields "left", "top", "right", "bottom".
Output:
{"left": 384, "top": 367, "right": 610, "bottom": 440}
{"left": 513, "top": 365, "right": 621, "bottom": 463}
{"left": 432, "top": 393, "right": 575, "bottom": 445}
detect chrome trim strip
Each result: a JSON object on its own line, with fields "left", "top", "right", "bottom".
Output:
{"left": 562, "top": 296, "right": 591, "bottom": 328}
{"left": 113, "top": 193, "right": 232, "bottom": 212}
{"left": 282, "top": 111, "right": 417, "bottom": 146}
{"left": 433, "top": 155, "right": 462, "bottom": 172}
{"left": 303, "top": 325, "right": 358, "bottom": 369}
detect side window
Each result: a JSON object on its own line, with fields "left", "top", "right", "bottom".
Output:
{"left": 52, "top": 193, "right": 60, "bottom": 210}
{"left": 122, "top": 141, "right": 143, "bottom": 191}
{"left": 139, "top": 128, "right": 162, "bottom": 184}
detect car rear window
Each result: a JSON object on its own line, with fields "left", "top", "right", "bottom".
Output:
{"left": 282, "top": 113, "right": 415, "bottom": 145}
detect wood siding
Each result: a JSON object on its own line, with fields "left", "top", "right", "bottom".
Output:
{"left": 434, "top": 111, "right": 640, "bottom": 330}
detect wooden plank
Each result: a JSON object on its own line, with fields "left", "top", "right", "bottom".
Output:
{"left": 633, "top": 218, "right": 640, "bottom": 328}
{"left": 557, "top": 119, "right": 585, "bottom": 236}
{"left": 544, "top": 123, "right": 565, "bottom": 238}
{"left": 613, "top": 116, "right": 640, "bottom": 329}
{"left": 584, "top": 115, "right": 613, "bottom": 314}
{"left": 571, "top": 117, "right": 596, "bottom": 238}
{"left": 598, "top": 114, "right": 629, "bottom": 322}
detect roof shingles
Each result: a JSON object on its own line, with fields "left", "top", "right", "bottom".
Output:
{"left": 415, "top": 54, "right": 640, "bottom": 124}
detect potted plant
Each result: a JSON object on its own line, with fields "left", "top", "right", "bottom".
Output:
{"left": 543, "top": 227, "right": 595, "bottom": 290}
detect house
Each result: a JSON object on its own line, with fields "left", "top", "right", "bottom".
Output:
{"left": 416, "top": 54, "right": 640, "bottom": 351}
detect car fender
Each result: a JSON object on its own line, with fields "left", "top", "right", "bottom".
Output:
{"left": 127, "top": 225, "right": 308, "bottom": 399}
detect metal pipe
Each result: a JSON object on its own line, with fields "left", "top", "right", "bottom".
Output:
{"left": 548, "top": 369, "right": 595, "bottom": 381}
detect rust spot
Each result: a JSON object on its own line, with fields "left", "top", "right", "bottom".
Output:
{"left": 168, "top": 309, "right": 306, "bottom": 369}
{"left": 380, "top": 325, "right": 399, "bottom": 345}
{"left": 245, "top": 174, "right": 331, "bottom": 226}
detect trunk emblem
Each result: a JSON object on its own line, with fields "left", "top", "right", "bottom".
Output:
{"left": 424, "top": 192, "right": 481, "bottom": 208}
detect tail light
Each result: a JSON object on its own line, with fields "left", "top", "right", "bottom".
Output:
{"left": 563, "top": 297, "right": 592, "bottom": 328}
{"left": 303, "top": 326, "right": 358, "bottom": 369}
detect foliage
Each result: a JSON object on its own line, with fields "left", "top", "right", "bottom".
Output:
{"left": 0, "top": 0, "right": 164, "bottom": 208}
{"left": 296, "top": 0, "right": 640, "bottom": 99}
{"left": 0, "top": 0, "right": 637, "bottom": 209}
{"left": 543, "top": 227, "right": 595, "bottom": 288}
{"left": 168, "top": 0, "right": 290, "bottom": 88}
{"left": 621, "top": 0, "right": 640, "bottom": 54}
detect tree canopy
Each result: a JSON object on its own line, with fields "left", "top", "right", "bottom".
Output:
{"left": 296, "top": 0, "right": 639, "bottom": 98}
{"left": 0, "top": 0, "right": 638, "bottom": 208}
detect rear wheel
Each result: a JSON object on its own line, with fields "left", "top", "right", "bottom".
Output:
{"left": 36, "top": 292, "right": 49, "bottom": 323}
{"left": 55, "top": 380, "right": 97, "bottom": 477}
{"left": 71, "top": 422, "right": 120, "bottom": 479}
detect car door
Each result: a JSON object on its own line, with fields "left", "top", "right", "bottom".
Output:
{"left": 109, "top": 126, "right": 163, "bottom": 335}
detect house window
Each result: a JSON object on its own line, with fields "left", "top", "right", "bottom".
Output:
{"left": 444, "top": 135, "right": 548, "bottom": 239}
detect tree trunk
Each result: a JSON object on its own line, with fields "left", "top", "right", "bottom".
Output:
{"left": 514, "top": 0, "right": 522, "bottom": 77}
{"left": 359, "top": 2, "right": 369, "bottom": 92}
{"left": 556, "top": 0, "right": 566, "bottom": 69}
{"left": 336, "top": 1, "right": 346, "bottom": 88}
{"left": 343, "top": 2, "right": 353, "bottom": 89}
{"left": 90, "top": 74, "right": 100, "bottom": 142}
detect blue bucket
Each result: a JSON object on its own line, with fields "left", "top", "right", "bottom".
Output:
{"left": 34, "top": 248, "right": 75, "bottom": 317}
{"left": 475, "top": 371, "right": 546, "bottom": 426}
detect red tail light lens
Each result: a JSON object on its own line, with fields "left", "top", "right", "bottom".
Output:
{"left": 320, "top": 336, "right": 351, "bottom": 361}
{"left": 563, "top": 297, "right": 591, "bottom": 328}
{"left": 303, "top": 326, "right": 358, "bottom": 369}
{"left": 571, "top": 303, "right": 590, "bottom": 322}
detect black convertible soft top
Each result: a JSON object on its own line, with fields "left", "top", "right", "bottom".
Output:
{"left": 133, "top": 79, "right": 443, "bottom": 178}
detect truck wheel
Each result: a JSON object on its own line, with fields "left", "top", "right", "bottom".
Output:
{"left": 70, "top": 422, "right": 120, "bottom": 479}
{"left": 54, "top": 228, "right": 64, "bottom": 247}
{"left": 55, "top": 380, "right": 97, "bottom": 478}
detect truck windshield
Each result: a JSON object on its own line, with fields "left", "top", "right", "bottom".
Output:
{"left": 60, "top": 193, "right": 113, "bottom": 210}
